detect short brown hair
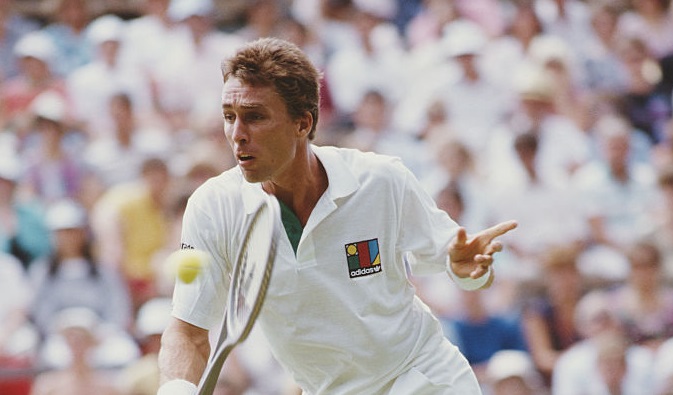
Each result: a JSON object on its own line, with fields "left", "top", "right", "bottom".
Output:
{"left": 221, "top": 37, "right": 321, "bottom": 140}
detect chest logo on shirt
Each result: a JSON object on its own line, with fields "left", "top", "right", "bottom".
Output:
{"left": 345, "top": 238, "right": 382, "bottom": 279}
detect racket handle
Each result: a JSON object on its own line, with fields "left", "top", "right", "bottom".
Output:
{"left": 196, "top": 345, "right": 232, "bottom": 395}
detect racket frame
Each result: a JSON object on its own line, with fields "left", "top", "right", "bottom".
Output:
{"left": 196, "top": 195, "right": 281, "bottom": 394}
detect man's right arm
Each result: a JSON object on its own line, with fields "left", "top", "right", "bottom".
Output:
{"left": 158, "top": 317, "right": 211, "bottom": 393}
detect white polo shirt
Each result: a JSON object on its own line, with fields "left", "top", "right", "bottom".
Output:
{"left": 173, "top": 145, "right": 480, "bottom": 394}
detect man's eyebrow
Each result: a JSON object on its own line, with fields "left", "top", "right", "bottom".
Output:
{"left": 222, "top": 102, "right": 264, "bottom": 110}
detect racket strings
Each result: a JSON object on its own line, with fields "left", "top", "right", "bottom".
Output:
{"left": 231, "top": 203, "right": 273, "bottom": 334}
{"left": 198, "top": 197, "right": 279, "bottom": 395}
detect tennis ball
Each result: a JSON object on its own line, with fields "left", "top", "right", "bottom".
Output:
{"left": 169, "top": 249, "right": 208, "bottom": 284}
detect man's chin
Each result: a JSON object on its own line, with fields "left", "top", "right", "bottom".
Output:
{"left": 239, "top": 168, "right": 266, "bottom": 184}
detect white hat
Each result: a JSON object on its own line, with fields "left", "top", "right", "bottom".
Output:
{"left": 529, "top": 36, "right": 572, "bottom": 68}
{"left": 486, "top": 350, "right": 540, "bottom": 385}
{"left": 14, "top": 31, "right": 56, "bottom": 63}
{"left": 514, "top": 66, "right": 555, "bottom": 103}
{"left": 353, "top": 0, "right": 397, "bottom": 20}
{"left": 52, "top": 307, "right": 100, "bottom": 334}
{"left": 46, "top": 199, "right": 87, "bottom": 231}
{"left": 168, "top": 0, "right": 214, "bottom": 21}
{"left": 87, "top": 14, "right": 125, "bottom": 45}
{"left": 442, "top": 19, "right": 487, "bottom": 58}
{"left": 31, "top": 91, "right": 67, "bottom": 122}
{"left": 0, "top": 154, "right": 22, "bottom": 182}
{"left": 136, "top": 297, "right": 172, "bottom": 337}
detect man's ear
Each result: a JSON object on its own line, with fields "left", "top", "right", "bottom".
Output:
{"left": 296, "top": 112, "right": 313, "bottom": 138}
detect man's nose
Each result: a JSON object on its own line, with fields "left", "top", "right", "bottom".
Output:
{"left": 229, "top": 119, "right": 248, "bottom": 144}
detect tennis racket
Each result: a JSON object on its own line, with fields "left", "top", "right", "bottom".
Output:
{"left": 196, "top": 194, "right": 282, "bottom": 395}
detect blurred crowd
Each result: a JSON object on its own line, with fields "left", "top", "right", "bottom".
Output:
{"left": 2, "top": 0, "right": 673, "bottom": 394}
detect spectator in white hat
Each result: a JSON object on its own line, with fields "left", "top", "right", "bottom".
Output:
{"left": 485, "top": 349, "right": 546, "bottom": 395}
{"left": 0, "top": 30, "right": 68, "bottom": 133}
{"left": 30, "top": 307, "right": 125, "bottom": 395}
{"left": 151, "top": 0, "right": 245, "bottom": 134}
{"left": 122, "top": 0, "right": 175, "bottom": 65}
{"left": 29, "top": 199, "right": 138, "bottom": 370}
{"left": 67, "top": 14, "right": 156, "bottom": 142}
{"left": 324, "top": 0, "right": 407, "bottom": 122}
{"left": 0, "top": 0, "right": 40, "bottom": 81}
{"left": 430, "top": 19, "right": 515, "bottom": 158}
{"left": 20, "top": 90, "right": 88, "bottom": 206}
{"left": 119, "top": 0, "right": 185, "bottom": 111}
{"left": 485, "top": 65, "right": 591, "bottom": 190}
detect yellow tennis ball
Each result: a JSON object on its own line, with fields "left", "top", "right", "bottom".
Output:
{"left": 170, "top": 249, "right": 208, "bottom": 284}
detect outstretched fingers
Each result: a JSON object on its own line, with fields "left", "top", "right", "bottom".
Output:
{"left": 469, "top": 227, "right": 511, "bottom": 279}
{"left": 481, "top": 220, "right": 518, "bottom": 243}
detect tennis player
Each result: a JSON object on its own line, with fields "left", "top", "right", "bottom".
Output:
{"left": 158, "top": 37, "right": 517, "bottom": 394}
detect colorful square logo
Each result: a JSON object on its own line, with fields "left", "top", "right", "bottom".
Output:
{"left": 345, "top": 238, "right": 382, "bottom": 278}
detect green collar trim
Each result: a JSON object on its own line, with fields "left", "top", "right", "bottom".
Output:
{"left": 278, "top": 200, "right": 302, "bottom": 255}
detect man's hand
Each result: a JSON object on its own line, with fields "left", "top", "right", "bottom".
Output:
{"left": 449, "top": 220, "right": 518, "bottom": 280}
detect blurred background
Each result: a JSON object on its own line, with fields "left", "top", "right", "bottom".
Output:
{"left": 2, "top": 0, "right": 673, "bottom": 394}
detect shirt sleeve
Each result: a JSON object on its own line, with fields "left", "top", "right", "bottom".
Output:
{"left": 171, "top": 191, "right": 230, "bottom": 331}
{"left": 395, "top": 161, "right": 460, "bottom": 276}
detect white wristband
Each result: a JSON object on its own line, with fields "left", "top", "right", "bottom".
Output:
{"left": 447, "top": 264, "right": 492, "bottom": 291}
{"left": 157, "top": 379, "right": 197, "bottom": 395}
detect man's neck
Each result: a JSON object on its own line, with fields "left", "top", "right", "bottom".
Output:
{"left": 263, "top": 147, "right": 328, "bottom": 226}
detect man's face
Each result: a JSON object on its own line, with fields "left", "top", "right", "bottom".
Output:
{"left": 221, "top": 78, "right": 300, "bottom": 184}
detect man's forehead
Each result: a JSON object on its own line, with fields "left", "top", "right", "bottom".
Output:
{"left": 221, "top": 79, "right": 278, "bottom": 106}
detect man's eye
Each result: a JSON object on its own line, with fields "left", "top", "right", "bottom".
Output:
{"left": 223, "top": 114, "right": 235, "bottom": 122}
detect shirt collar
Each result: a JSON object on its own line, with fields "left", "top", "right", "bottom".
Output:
{"left": 312, "top": 145, "right": 359, "bottom": 201}
{"left": 238, "top": 145, "right": 359, "bottom": 213}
